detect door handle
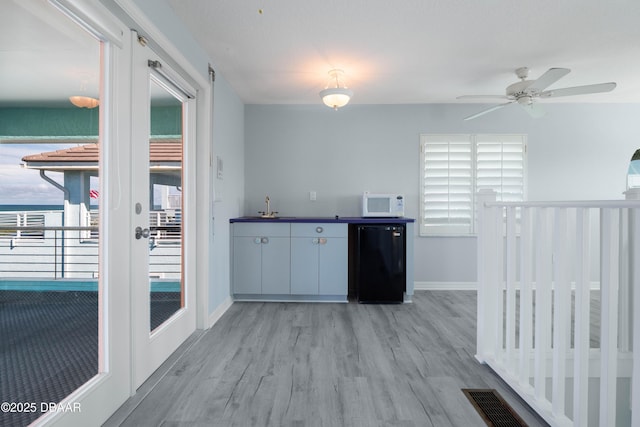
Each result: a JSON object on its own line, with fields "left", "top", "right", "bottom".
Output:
{"left": 135, "top": 226, "right": 150, "bottom": 240}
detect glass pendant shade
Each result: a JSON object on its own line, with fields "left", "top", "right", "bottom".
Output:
{"left": 69, "top": 95, "right": 99, "bottom": 109}
{"left": 320, "top": 69, "right": 353, "bottom": 110}
{"left": 320, "top": 87, "right": 353, "bottom": 109}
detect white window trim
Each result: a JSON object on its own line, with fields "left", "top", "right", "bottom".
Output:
{"left": 419, "top": 133, "right": 527, "bottom": 236}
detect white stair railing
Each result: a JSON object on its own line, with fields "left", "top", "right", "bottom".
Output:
{"left": 476, "top": 189, "right": 640, "bottom": 427}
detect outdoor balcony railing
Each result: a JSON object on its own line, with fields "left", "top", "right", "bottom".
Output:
{"left": 0, "top": 225, "right": 181, "bottom": 280}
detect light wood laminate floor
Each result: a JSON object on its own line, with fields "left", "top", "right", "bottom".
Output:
{"left": 106, "top": 291, "right": 549, "bottom": 426}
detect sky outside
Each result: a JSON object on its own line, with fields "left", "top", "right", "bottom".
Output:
{"left": 0, "top": 143, "right": 178, "bottom": 208}
{"left": 0, "top": 143, "right": 76, "bottom": 205}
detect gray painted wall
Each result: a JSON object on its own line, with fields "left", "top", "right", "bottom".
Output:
{"left": 210, "top": 75, "right": 245, "bottom": 311}
{"left": 245, "top": 103, "right": 640, "bottom": 285}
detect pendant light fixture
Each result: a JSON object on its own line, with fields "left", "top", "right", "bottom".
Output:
{"left": 319, "top": 69, "right": 353, "bottom": 110}
{"left": 69, "top": 95, "right": 99, "bottom": 109}
{"left": 69, "top": 78, "right": 99, "bottom": 109}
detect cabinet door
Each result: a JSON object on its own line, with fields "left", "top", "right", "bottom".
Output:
{"left": 291, "top": 237, "right": 319, "bottom": 295}
{"left": 319, "top": 237, "right": 348, "bottom": 295}
{"left": 261, "top": 236, "right": 291, "bottom": 294}
{"left": 233, "top": 236, "right": 262, "bottom": 294}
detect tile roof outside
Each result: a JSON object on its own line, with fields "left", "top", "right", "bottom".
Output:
{"left": 21, "top": 141, "right": 182, "bottom": 164}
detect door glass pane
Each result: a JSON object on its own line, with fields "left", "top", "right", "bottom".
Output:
{"left": 148, "top": 78, "right": 183, "bottom": 332}
{"left": 0, "top": 2, "right": 101, "bottom": 425}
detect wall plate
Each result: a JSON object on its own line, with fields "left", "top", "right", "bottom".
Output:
{"left": 216, "top": 156, "right": 223, "bottom": 180}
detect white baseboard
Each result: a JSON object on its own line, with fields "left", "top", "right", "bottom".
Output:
{"left": 414, "top": 281, "right": 602, "bottom": 291}
{"left": 206, "top": 296, "right": 233, "bottom": 328}
{"left": 414, "top": 281, "right": 477, "bottom": 291}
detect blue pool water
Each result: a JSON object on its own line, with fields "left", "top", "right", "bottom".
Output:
{"left": 0, "top": 204, "right": 63, "bottom": 211}
{"left": 0, "top": 279, "right": 180, "bottom": 292}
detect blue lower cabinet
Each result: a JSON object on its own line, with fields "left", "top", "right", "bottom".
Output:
{"left": 290, "top": 223, "right": 348, "bottom": 298}
{"left": 232, "top": 222, "right": 347, "bottom": 302}
{"left": 232, "top": 223, "right": 291, "bottom": 297}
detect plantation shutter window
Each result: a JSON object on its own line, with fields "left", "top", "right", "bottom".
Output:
{"left": 420, "top": 135, "right": 473, "bottom": 235}
{"left": 420, "top": 134, "right": 526, "bottom": 235}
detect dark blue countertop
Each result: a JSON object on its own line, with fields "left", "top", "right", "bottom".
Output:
{"left": 230, "top": 216, "right": 415, "bottom": 224}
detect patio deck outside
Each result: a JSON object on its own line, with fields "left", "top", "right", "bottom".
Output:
{"left": 0, "top": 208, "right": 181, "bottom": 426}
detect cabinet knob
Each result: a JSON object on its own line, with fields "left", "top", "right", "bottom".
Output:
{"left": 261, "top": 237, "right": 269, "bottom": 244}
{"left": 316, "top": 226, "right": 323, "bottom": 233}
{"left": 254, "top": 237, "right": 261, "bottom": 244}
{"left": 312, "top": 238, "right": 319, "bottom": 244}
{"left": 319, "top": 238, "right": 327, "bottom": 245}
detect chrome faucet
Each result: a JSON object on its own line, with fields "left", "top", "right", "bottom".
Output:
{"left": 258, "top": 196, "right": 278, "bottom": 218}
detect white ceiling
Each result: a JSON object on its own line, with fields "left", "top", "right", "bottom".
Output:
{"left": 167, "top": 0, "right": 640, "bottom": 105}
{"left": 2, "top": 0, "right": 640, "bottom": 107}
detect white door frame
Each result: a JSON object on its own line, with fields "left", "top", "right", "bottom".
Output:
{"left": 130, "top": 32, "right": 197, "bottom": 389}
{"left": 39, "top": 1, "right": 131, "bottom": 426}
{"left": 39, "top": 1, "right": 209, "bottom": 425}
{"left": 103, "top": 0, "right": 212, "bottom": 331}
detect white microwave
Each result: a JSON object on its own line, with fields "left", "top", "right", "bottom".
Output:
{"left": 362, "top": 192, "right": 405, "bottom": 217}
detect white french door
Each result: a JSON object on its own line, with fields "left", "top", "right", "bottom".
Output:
{"left": 130, "top": 32, "right": 197, "bottom": 388}
{"left": 26, "top": 6, "right": 202, "bottom": 425}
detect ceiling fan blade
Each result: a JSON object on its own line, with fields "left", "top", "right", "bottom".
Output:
{"left": 540, "top": 82, "right": 617, "bottom": 98}
{"left": 520, "top": 102, "right": 546, "bottom": 118}
{"left": 463, "top": 102, "right": 514, "bottom": 121}
{"left": 457, "top": 95, "right": 509, "bottom": 100}
{"left": 527, "top": 68, "right": 571, "bottom": 92}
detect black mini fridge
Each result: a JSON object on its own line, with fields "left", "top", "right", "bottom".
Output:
{"left": 355, "top": 224, "right": 405, "bottom": 303}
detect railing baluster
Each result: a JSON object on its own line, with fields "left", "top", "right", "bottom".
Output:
{"left": 631, "top": 206, "right": 640, "bottom": 427}
{"left": 600, "top": 207, "right": 619, "bottom": 427}
{"left": 476, "top": 190, "right": 497, "bottom": 362}
{"left": 495, "top": 206, "right": 505, "bottom": 362}
{"left": 534, "top": 207, "right": 551, "bottom": 402}
{"left": 54, "top": 229, "right": 58, "bottom": 279}
{"left": 484, "top": 203, "right": 498, "bottom": 360}
{"left": 552, "top": 207, "right": 569, "bottom": 418}
{"left": 573, "top": 208, "right": 591, "bottom": 426}
{"left": 505, "top": 206, "right": 517, "bottom": 373}
{"left": 519, "top": 206, "right": 533, "bottom": 387}
{"left": 618, "top": 207, "right": 631, "bottom": 352}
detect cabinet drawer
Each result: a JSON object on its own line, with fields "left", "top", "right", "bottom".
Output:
{"left": 291, "top": 223, "right": 347, "bottom": 238}
{"left": 233, "top": 222, "right": 290, "bottom": 237}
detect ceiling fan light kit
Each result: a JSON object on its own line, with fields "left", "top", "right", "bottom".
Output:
{"left": 459, "top": 67, "right": 617, "bottom": 120}
{"left": 320, "top": 69, "right": 353, "bottom": 110}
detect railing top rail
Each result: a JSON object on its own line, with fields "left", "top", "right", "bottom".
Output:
{"left": 0, "top": 226, "right": 98, "bottom": 231}
{"left": 0, "top": 225, "right": 181, "bottom": 232}
{"left": 483, "top": 200, "right": 640, "bottom": 209}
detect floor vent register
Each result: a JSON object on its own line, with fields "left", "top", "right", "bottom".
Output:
{"left": 462, "top": 389, "right": 528, "bottom": 427}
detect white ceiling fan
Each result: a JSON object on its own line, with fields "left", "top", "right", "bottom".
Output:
{"left": 458, "top": 67, "right": 616, "bottom": 121}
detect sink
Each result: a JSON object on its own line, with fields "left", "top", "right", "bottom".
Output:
{"left": 244, "top": 216, "right": 296, "bottom": 220}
